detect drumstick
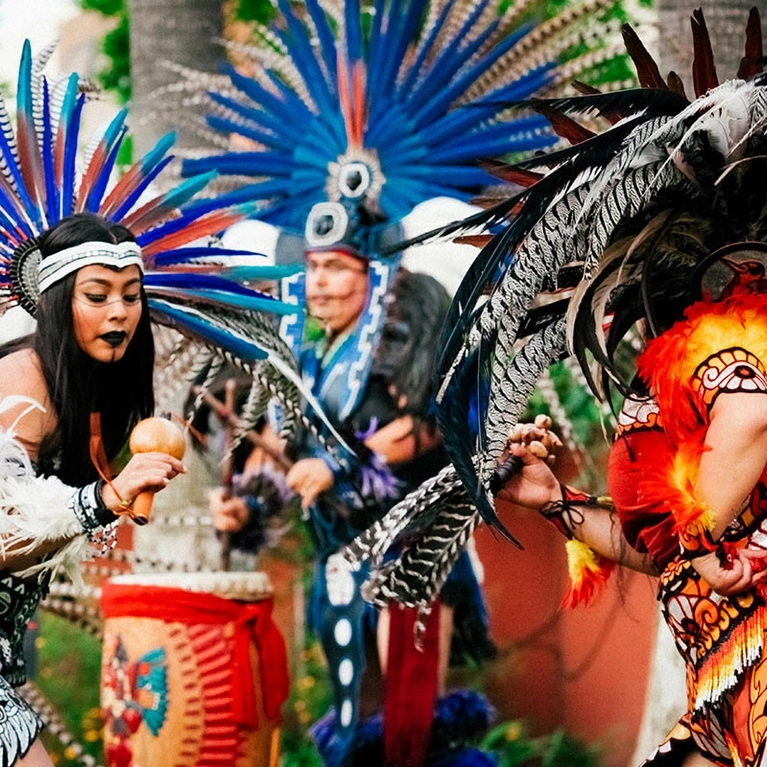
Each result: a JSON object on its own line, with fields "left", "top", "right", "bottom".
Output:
{"left": 194, "top": 387, "right": 352, "bottom": 518}
{"left": 194, "top": 387, "right": 292, "bottom": 471}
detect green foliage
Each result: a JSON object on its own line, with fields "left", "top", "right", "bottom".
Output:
{"left": 234, "top": 0, "right": 276, "bottom": 24}
{"left": 483, "top": 721, "right": 600, "bottom": 767}
{"left": 35, "top": 611, "right": 104, "bottom": 765}
{"left": 280, "top": 639, "right": 331, "bottom": 767}
{"left": 80, "top": 0, "right": 123, "bottom": 14}
{"left": 78, "top": 0, "right": 131, "bottom": 103}
{"left": 100, "top": 13, "right": 131, "bottom": 103}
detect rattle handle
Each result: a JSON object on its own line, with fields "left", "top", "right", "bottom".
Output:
{"left": 488, "top": 454, "right": 524, "bottom": 495}
{"left": 130, "top": 491, "right": 153, "bottom": 525}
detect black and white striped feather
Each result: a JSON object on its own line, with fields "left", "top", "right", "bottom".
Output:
{"left": 361, "top": 501, "right": 481, "bottom": 610}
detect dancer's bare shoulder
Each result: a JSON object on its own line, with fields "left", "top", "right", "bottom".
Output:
{"left": 0, "top": 349, "right": 55, "bottom": 461}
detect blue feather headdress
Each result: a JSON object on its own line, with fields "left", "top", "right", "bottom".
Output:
{"left": 177, "top": 0, "right": 629, "bottom": 422}
{"left": 0, "top": 41, "right": 293, "bottom": 329}
{"left": 0, "top": 41, "right": 356, "bottom": 449}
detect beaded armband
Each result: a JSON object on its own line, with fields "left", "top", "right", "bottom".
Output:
{"left": 69, "top": 481, "right": 119, "bottom": 555}
{"left": 539, "top": 484, "right": 613, "bottom": 539}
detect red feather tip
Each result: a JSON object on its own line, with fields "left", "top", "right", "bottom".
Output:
{"left": 532, "top": 103, "right": 595, "bottom": 146}
{"left": 479, "top": 158, "right": 543, "bottom": 187}
{"left": 691, "top": 9, "right": 719, "bottom": 97}
{"left": 622, "top": 24, "right": 667, "bottom": 91}
{"left": 737, "top": 7, "right": 764, "bottom": 80}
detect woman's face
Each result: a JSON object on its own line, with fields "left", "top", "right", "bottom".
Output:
{"left": 71, "top": 264, "right": 143, "bottom": 363}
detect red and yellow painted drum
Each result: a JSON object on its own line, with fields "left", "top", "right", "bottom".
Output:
{"left": 100, "top": 572, "right": 288, "bottom": 767}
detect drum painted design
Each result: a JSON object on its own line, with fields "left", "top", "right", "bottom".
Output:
{"left": 101, "top": 573, "right": 289, "bottom": 767}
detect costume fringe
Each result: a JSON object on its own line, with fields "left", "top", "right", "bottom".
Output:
{"left": 560, "top": 539, "right": 615, "bottom": 609}
{"left": 693, "top": 594, "right": 767, "bottom": 714}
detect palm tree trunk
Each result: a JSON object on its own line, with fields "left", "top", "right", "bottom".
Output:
{"left": 126, "top": 0, "right": 225, "bottom": 157}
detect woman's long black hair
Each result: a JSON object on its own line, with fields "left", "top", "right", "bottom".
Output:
{"left": 3, "top": 213, "right": 155, "bottom": 484}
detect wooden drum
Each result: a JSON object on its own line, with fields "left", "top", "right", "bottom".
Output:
{"left": 100, "top": 571, "right": 288, "bottom": 767}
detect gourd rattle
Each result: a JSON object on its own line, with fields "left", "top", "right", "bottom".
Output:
{"left": 128, "top": 417, "right": 186, "bottom": 524}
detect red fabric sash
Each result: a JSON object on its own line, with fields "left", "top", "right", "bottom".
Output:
{"left": 101, "top": 581, "right": 289, "bottom": 729}
{"left": 383, "top": 603, "right": 440, "bottom": 767}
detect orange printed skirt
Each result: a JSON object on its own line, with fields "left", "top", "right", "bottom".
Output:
{"left": 641, "top": 558, "right": 767, "bottom": 767}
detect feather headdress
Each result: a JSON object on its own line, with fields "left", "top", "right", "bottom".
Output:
{"left": 347, "top": 7, "right": 767, "bottom": 610}
{"left": 173, "top": 0, "right": 632, "bottom": 425}
{"left": 0, "top": 41, "right": 340, "bottom": 448}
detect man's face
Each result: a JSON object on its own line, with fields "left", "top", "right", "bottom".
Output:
{"left": 305, "top": 250, "right": 369, "bottom": 336}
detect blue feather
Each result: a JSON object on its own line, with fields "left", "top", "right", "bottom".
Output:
{"left": 303, "top": 0, "right": 339, "bottom": 80}
{"left": 148, "top": 299, "right": 269, "bottom": 360}
{"left": 211, "top": 264, "right": 304, "bottom": 281}
{"left": 61, "top": 92, "right": 85, "bottom": 216}
{"left": 144, "top": 272, "right": 298, "bottom": 315}
{"left": 86, "top": 125, "right": 127, "bottom": 213}
{"left": 54, "top": 73, "right": 80, "bottom": 217}
{"left": 179, "top": 152, "right": 296, "bottom": 177}
{"left": 41, "top": 79, "right": 58, "bottom": 225}
{"left": 150, "top": 246, "right": 273, "bottom": 264}
{"left": 428, "top": 133, "right": 558, "bottom": 165}
{"left": 216, "top": 77, "right": 304, "bottom": 143}
{"left": 0, "top": 191, "right": 30, "bottom": 238}
{"left": 3, "top": 43, "right": 39, "bottom": 224}
{"left": 139, "top": 131, "right": 176, "bottom": 174}
{"left": 108, "top": 155, "right": 173, "bottom": 221}
{"left": 136, "top": 202, "right": 256, "bottom": 247}
{"left": 396, "top": 0, "right": 459, "bottom": 97}
{"left": 344, "top": 0, "right": 364, "bottom": 65}
{"left": 410, "top": 24, "right": 532, "bottom": 127}
{"left": 147, "top": 285, "right": 298, "bottom": 314}
{"left": 15, "top": 40, "right": 44, "bottom": 226}
{"left": 366, "top": 0, "right": 387, "bottom": 84}
{"left": 424, "top": 107, "right": 551, "bottom": 150}
{"left": 408, "top": 5, "right": 500, "bottom": 111}
{"left": 275, "top": 0, "right": 337, "bottom": 114}
{"left": 370, "top": 0, "right": 425, "bottom": 107}
{"left": 83, "top": 108, "right": 128, "bottom": 211}
{"left": 142, "top": 171, "right": 218, "bottom": 217}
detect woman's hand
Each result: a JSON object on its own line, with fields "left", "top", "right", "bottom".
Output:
{"left": 285, "top": 458, "right": 334, "bottom": 510}
{"left": 494, "top": 442, "right": 562, "bottom": 510}
{"left": 208, "top": 488, "right": 249, "bottom": 532}
{"left": 692, "top": 546, "right": 767, "bottom": 596}
{"left": 102, "top": 452, "right": 186, "bottom": 512}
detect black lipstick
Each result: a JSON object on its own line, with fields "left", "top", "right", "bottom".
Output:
{"left": 101, "top": 331, "right": 127, "bottom": 348}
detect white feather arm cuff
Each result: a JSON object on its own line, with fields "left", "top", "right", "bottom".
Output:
{"left": 0, "top": 420, "right": 89, "bottom": 584}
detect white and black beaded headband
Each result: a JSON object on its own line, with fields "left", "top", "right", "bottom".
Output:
{"left": 11, "top": 239, "right": 144, "bottom": 315}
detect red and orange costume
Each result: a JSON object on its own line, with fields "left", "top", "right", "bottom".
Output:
{"left": 609, "top": 289, "right": 767, "bottom": 766}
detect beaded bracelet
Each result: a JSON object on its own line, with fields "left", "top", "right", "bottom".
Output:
{"left": 539, "top": 484, "right": 614, "bottom": 539}
{"left": 677, "top": 526, "right": 737, "bottom": 568}
{"left": 69, "top": 480, "right": 120, "bottom": 556}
